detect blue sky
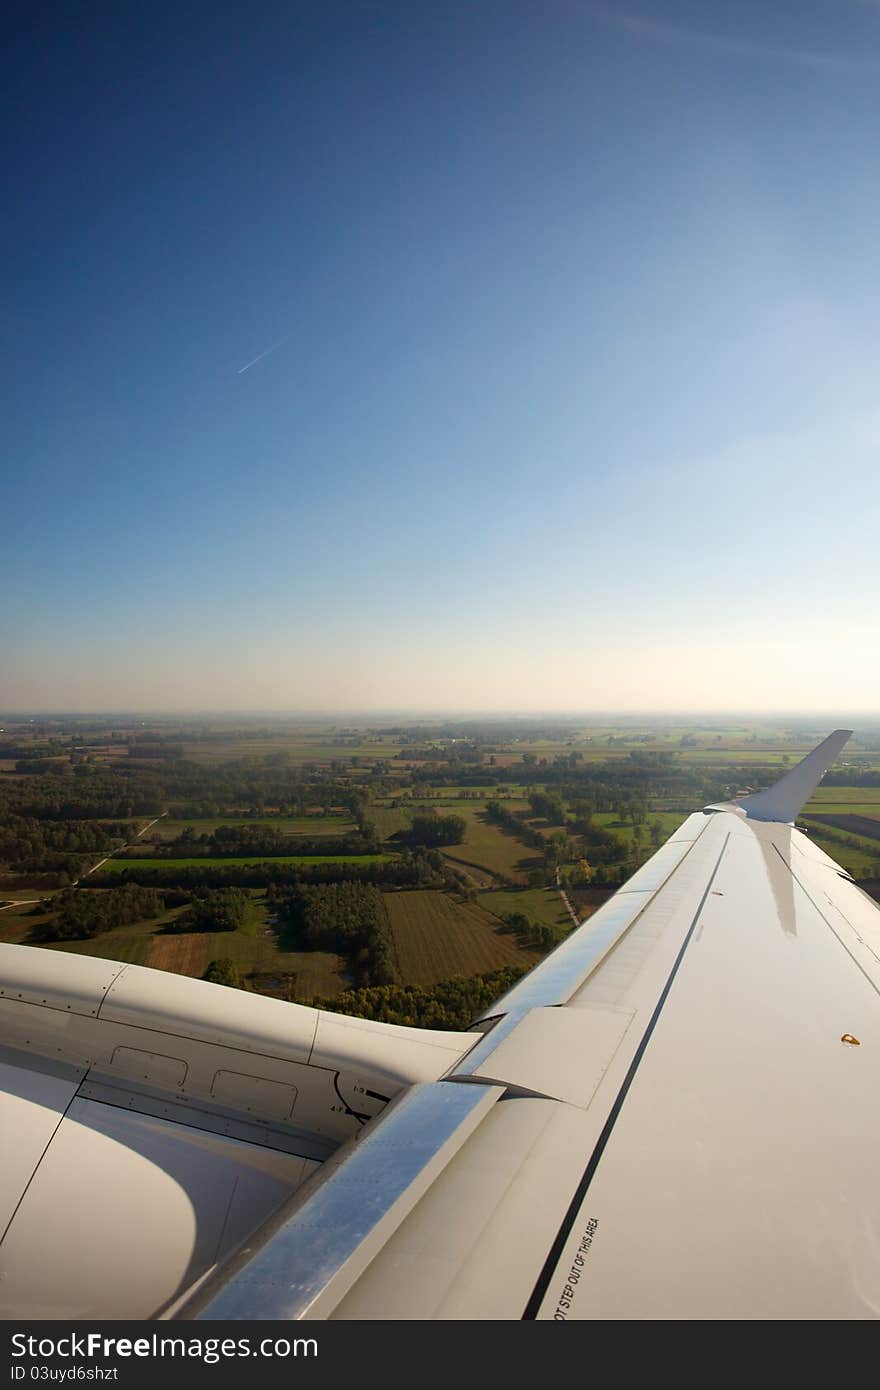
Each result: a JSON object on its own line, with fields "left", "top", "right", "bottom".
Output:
{"left": 3, "top": 1, "right": 879, "bottom": 712}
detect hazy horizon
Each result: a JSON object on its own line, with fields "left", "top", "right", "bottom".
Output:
{"left": 5, "top": 3, "right": 879, "bottom": 714}
{"left": 2, "top": 705, "right": 876, "bottom": 723}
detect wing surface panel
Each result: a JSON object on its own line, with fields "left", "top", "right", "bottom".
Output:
{"left": 0, "top": 1095, "right": 316, "bottom": 1319}
{"left": 529, "top": 813, "right": 880, "bottom": 1319}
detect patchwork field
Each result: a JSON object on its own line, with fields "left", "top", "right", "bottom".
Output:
{"left": 180, "top": 739, "right": 402, "bottom": 765}
{"left": 805, "top": 788, "right": 880, "bottom": 807}
{"left": 4, "top": 721, "right": 878, "bottom": 1017}
{"left": 16, "top": 892, "right": 347, "bottom": 998}
{"left": 384, "top": 890, "right": 542, "bottom": 985}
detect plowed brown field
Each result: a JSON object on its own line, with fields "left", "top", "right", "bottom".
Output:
{"left": 147, "top": 932, "right": 211, "bottom": 976}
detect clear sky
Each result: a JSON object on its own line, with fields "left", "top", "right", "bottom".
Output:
{"left": 3, "top": 1, "right": 879, "bottom": 714}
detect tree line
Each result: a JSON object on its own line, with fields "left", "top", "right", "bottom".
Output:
{"left": 305, "top": 966, "right": 527, "bottom": 1030}
{"left": 31, "top": 885, "right": 164, "bottom": 942}
{"left": 157, "top": 823, "right": 381, "bottom": 858}
{"left": 0, "top": 816, "right": 135, "bottom": 877}
{"left": 162, "top": 887, "right": 250, "bottom": 934}
{"left": 406, "top": 812, "right": 466, "bottom": 848}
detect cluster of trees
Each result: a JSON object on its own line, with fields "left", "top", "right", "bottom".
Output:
{"left": 485, "top": 798, "right": 646, "bottom": 884}
{"left": 272, "top": 882, "right": 398, "bottom": 986}
{"left": 306, "top": 966, "right": 527, "bottom": 1030}
{"left": 411, "top": 756, "right": 732, "bottom": 808}
{"left": 0, "top": 776, "right": 162, "bottom": 823}
{"left": 568, "top": 820, "right": 628, "bottom": 869}
{"left": 407, "top": 812, "right": 466, "bottom": 848}
{"left": 203, "top": 958, "right": 240, "bottom": 986}
{"left": 164, "top": 888, "right": 249, "bottom": 934}
{"left": 0, "top": 816, "right": 134, "bottom": 876}
{"left": 158, "top": 824, "right": 381, "bottom": 858}
{"left": 500, "top": 912, "right": 566, "bottom": 951}
{"left": 559, "top": 859, "right": 594, "bottom": 887}
{"left": 0, "top": 753, "right": 378, "bottom": 831}
{"left": 31, "top": 885, "right": 164, "bottom": 942}
{"left": 486, "top": 800, "right": 544, "bottom": 850}
{"left": 528, "top": 791, "right": 566, "bottom": 823}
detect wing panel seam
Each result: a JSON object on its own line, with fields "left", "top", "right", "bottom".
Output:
{"left": 521, "top": 830, "right": 732, "bottom": 1320}
{"left": 771, "top": 844, "right": 880, "bottom": 995}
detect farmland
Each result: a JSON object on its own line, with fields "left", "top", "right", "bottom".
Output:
{"left": 802, "top": 813, "right": 880, "bottom": 840}
{"left": 439, "top": 804, "right": 537, "bottom": 884}
{"left": 366, "top": 806, "right": 414, "bottom": 841}
{"left": 2, "top": 713, "right": 879, "bottom": 1011}
{"left": 10, "top": 890, "right": 347, "bottom": 999}
{"left": 180, "top": 738, "right": 402, "bottom": 765}
{"left": 578, "top": 811, "right": 685, "bottom": 847}
{"left": 383, "top": 890, "right": 543, "bottom": 985}
{"left": 800, "top": 833, "right": 878, "bottom": 879}
{"left": 475, "top": 887, "right": 572, "bottom": 933}
{"left": 804, "top": 788, "right": 880, "bottom": 807}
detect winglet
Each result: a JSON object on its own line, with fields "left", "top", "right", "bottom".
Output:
{"left": 705, "top": 729, "right": 853, "bottom": 824}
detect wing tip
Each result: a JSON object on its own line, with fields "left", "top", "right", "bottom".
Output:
{"left": 704, "top": 729, "right": 853, "bottom": 824}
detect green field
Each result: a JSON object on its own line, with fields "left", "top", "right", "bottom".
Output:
{"left": 587, "top": 811, "right": 687, "bottom": 847}
{"left": 798, "top": 786, "right": 880, "bottom": 878}
{"left": 440, "top": 806, "right": 538, "bottom": 884}
{"left": 805, "top": 787, "right": 880, "bottom": 808}
{"left": 367, "top": 806, "right": 414, "bottom": 840}
{"left": 476, "top": 887, "right": 571, "bottom": 933}
{"left": 42, "top": 927, "right": 155, "bottom": 965}
{"left": 383, "top": 890, "right": 542, "bottom": 985}
{"left": 802, "top": 832, "right": 880, "bottom": 878}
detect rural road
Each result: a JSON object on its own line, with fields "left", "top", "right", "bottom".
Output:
{"left": 1, "top": 814, "right": 167, "bottom": 914}
{"left": 75, "top": 813, "right": 167, "bottom": 884}
{"left": 555, "top": 868, "right": 580, "bottom": 927}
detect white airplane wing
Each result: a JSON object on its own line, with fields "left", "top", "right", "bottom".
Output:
{"left": 2, "top": 730, "right": 879, "bottom": 1320}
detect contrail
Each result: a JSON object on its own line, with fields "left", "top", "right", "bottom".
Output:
{"left": 237, "top": 337, "right": 286, "bottom": 374}
{"left": 580, "top": 2, "right": 880, "bottom": 74}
